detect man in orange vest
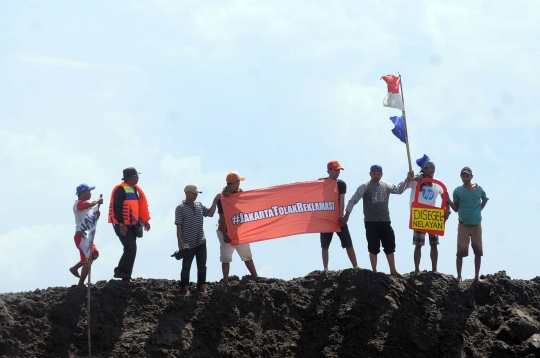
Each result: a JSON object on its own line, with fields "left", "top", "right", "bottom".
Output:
{"left": 108, "top": 167, "right": 151, "bottom": 281}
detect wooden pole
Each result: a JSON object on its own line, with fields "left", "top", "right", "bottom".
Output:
{"left": 399, "top": 73, "right": 413, "bottom": 172}
{"left": 87, "top": 194, "right": 102, "bottom": 358}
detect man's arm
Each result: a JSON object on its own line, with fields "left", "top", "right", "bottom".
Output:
{"left": 338, "top": 193, "right": 345, "bottom": 219}
{"left": 447, "top": 193, "right": 459, "bottom": 212}
{"left": 85, "top": 198, "right": 104, "bottom": 209}
{"left": 341, "top": 184, "right": 367, "bottom": 226}
{"left": 113, "top": 186, "right": 126, "bottom": 224}
{"left": 219, "top": 213, "right": 231, "bottom": 243}
{"left": 481, "top": 200, "right": 488, "bottom": 210}
{"left": 205, "top": 193, "right": 221, "bottom": 217}
{"left": 390, "top": 171, "right": 414, "bottom": 194}
{"left": 176, "top": 225, "right": 185, "bottom": 249}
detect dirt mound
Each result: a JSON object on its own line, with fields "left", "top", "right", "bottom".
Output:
{"left": 1, "top": 270, "right": 539, "bottom": 357}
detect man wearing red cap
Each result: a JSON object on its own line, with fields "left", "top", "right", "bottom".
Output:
{"left": 216, "top": 172, "right": 258, "bottom": 284}
{"left": 319, "top": 160, "right": 358, "bottom": 274}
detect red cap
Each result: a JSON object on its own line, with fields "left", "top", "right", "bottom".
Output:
{"left": 327, "top": 160, "right": 344, "bottom": 170}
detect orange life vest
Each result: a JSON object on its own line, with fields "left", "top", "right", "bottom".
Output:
{"left": 107, "top": 183, "right": 150, "bottom": 225}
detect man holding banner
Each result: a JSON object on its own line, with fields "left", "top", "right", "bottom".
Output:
{"left": 216, "top": 172, "right": 258, "bottom": 284}
{"left": 320, "top": 160, "right": 358, "bottom": 274}
{"left": 70, "top": 184, "right": 103, "bottom": 287}
{"left": 342, "top": 165, "right": 413, "bottom": 277}
{"left": 404, "top": 155, "right": 450, "bottom": 273}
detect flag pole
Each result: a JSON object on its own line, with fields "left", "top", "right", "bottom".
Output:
{"left": 398, "top": 73, "right": 413, "bottom": 172}
{"left": 87, "top": 194, "right": 102, "bottom": 358}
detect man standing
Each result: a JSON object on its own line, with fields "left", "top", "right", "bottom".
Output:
{"left": 108, "top": 167, "right": 151, "bottom": 281}
{"left": 216, "top": 172, "right": 258, "bottom": 284}
{"left": 404, "top": 155, "right": 450, "bottom": 273}
{"left": 341, "top": 165, "right": 413, "bottom": 277}
{"left": 447, "top": 167, "right": 488, "bottom": 282}
{"left": 175, "top": 184, "right": 220, "bottom": 295}
{"left": 70, "top": 183, "right": 103, "bottom": 287}
{"left": 320, "top": 160, "right": 358, "bottom": 274}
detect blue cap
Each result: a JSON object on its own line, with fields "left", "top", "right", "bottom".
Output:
{"left": 416, "top": 154, "right": 434, "bottom": 169}
{"left": 76, "top": 183, "right": 95, "bottom": 195}
{"left": 370, "top": 165, "right": 382, "bottom": 173}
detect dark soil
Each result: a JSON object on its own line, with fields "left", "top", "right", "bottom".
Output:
{"left": 1, "top": 270, "right": 539, "bottom": 357}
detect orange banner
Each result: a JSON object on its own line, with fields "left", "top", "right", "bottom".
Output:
{"left": 221, "top": 180, "right": 340, "bottom": 246}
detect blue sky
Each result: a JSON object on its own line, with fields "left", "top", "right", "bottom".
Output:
{"left": 1, "top": 1, "right": 538, "bottom": 293}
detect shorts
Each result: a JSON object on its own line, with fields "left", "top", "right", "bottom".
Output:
{"left": 364, "top": 221, "right": 395, "bottom": 255}
{"left": 412, "top": 231, "right": 439, "bottom": 246}
{"left": 320, "top": 224, "right": 353, "bottom": 249}
{"left": 456, "top": 223, "right": 483, "bottom": 257}
{"left": 217, "top": 230, "right": 253, "bottom": 263}
{"left": 74, "top": 232, "right": 99, "bottom": 263}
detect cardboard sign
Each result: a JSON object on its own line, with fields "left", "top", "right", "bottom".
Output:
{"left": 409, "top": 178, "right": 448, "bottom": 236}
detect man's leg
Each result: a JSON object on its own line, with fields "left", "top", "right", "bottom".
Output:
{"left": 474, "top": 255, "right": 482, "bottom": 281}
{"left": 369, "top": 253, "right": 378, "bottom": 272}
{"left": 386, "top": 253, "right": 402, "bottom": 278}
{"left": 70, "top": 262, "right": 83, "bottom": 278}
{"left": 195, "top": 243, "right": 208, "bottom": 292}
{"left": 430, "top": 243, "right": 438, "bottom": 272}
{"left": 244, "top": 260, "right": 258, "bottom": 277}
{"left": 365, "top": 222, "right": 380, "bottom": 273}
{"left": 456, "top": 256, "right": 463, "bottom": 281}
{"left": 321, "top": 233, "right": 331, "bottom": 270}
{"left": 381, "top": 222, "right": 401, "bottom": 277}
{"left": 338, "top": 225, "right": 357, "bottom": 268}
{"left": 115, "top": 227, "right": 137, "bottom": 279}
{"left": 414, "top": 245, "right": 422, "bottom": 273}
{"left": 218, "top": 230, "right": 234, "bottom": 284}
{"left": 412, "top": 231, "right": 425, "bottom": 273}
{"left": 180, "top": 248, "right": 196, "bottom": 294}
{"left": 78, "top": 263, "right": 89, "bottom": 287}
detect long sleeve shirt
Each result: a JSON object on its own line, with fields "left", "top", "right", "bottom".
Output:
{"left": 346, "top": 180, "right": 408, "bottom": 221}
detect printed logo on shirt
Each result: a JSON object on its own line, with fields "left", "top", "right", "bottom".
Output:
{"left": 372, "top": 186, "right": 388, "bottom": 203}
{"left": 422, "top": 188, "right": 435, "bottom": 201}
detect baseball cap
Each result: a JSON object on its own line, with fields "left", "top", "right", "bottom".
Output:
{"left": 122, "top": 167, "right": 140, "bottom": 180}
{"left": 327, "top": 160, "right": 344, "bottom": 170}
{"left": 226, "top": 172, "right": 245, "bottom": 184}
{"left": 370, "top": 165, "right": 383, "bottom": 173}
{"left": 461, "top": 167, "right": 473, "bottom": 175}
{"left": 76, "top": 183, "right": 95, "bottom": 195}
{"left": 184, "top": 184, "right": 202, "bottom": 193}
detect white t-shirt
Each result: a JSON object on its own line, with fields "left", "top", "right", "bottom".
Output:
{"left": 407, "top": 181, "right": 444, "bottom": 207}
{"left": 73, "top": 200, "right": 89, "bottom": 231}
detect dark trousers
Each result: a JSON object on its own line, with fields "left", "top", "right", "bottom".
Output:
{"left": 114, "top": 226, "right": 137, "bottom": 277}
{"left": 180, "top": 242, "right": 207, "bottom": 289}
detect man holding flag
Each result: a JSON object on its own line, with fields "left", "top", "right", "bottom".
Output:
{"left": 70, "top": 184, "right": 103, "bottom": 287}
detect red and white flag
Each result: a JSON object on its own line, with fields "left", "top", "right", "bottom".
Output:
{"left": 381, "top": 74, "right": 404, "bottom": 111}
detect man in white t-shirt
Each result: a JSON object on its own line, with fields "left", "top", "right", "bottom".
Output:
{"left": 70, "top": 183, "right": 103, "bottom": 287}
{"left": 404, "top": 155, "right": 450, "bottom": 273}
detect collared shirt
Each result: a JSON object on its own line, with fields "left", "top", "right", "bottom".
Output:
{"left": 174, "top": 201, "right": 210, "bottom": 247}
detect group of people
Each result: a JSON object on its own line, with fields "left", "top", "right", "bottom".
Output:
{"left": 70, "top": 157, "right": 489, "bottom": 294}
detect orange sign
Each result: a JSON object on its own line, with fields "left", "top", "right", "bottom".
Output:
{"left": 409, "top": 178, "right": 448, "bottom": 236}
{"left": 221, "top": 180, "right": 340, "bottom": 246}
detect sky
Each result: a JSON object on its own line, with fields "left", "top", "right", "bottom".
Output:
{"left": 1, "top": 1, "right": 539, "bottom": 293}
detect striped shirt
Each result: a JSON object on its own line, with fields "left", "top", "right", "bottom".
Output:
{"left": 174, "top": 201, "right": 210, "bottom": 248}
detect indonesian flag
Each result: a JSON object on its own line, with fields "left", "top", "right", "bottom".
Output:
{"left": 381, "top": 74, "right": 404, "bottom": 111}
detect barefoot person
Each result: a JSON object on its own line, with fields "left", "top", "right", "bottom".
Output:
{"left": 341, "top": 165, "right": 413, "bottom": 277}
{"left": 216, "top": 172, "right": 258, "bottom": 284}
{"left": 70, "top": 183, "right": 103, "bottom": 287}
{"left": 108, "top": 167, "right": 151, "bottom": 282}
{"left": 447, "top": 167, "right": 489, "bottom": 281}
{"left": 320, "top": 160, "right": 358, "bottom": 274}
{"left": 175, "top": 184, "right": 220, "bottom": 295}
{"left": 404, "top": 155, "right": 450, "bottom": 273}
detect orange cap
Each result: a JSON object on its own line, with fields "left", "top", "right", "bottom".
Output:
{"left": 327, "top": 160, "right": 344, "bottom": 170}
{"left": 226, "top": 172, "right": 245, "bottom": 183}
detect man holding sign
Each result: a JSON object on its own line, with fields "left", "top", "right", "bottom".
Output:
{"left": 405, "top": 155, "right": 450, "bottom": 273}
{"left": 70, "top": 184, "right": 103, "bottom": 287}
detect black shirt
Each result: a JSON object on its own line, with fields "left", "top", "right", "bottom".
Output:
{"left": 319, "top": 178, "right": 346, "bottom": 195}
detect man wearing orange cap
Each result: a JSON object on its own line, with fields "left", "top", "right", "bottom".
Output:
{"left": 216, "top": 172, "right": 258, "bottom": 284}
{"left": 319, "top": 160, "right": 358, "bottom": 274}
